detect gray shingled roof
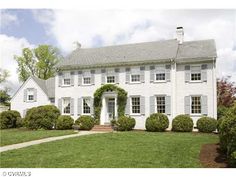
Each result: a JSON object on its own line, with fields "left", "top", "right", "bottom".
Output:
{"left": 176, "top": 39, "right": 217, "bottom": 60}
{"left": 32, "top": 76, "right": 55, "bottom": 98}
{"left": 57, "top": 39, "right": 217, "bottom": 69}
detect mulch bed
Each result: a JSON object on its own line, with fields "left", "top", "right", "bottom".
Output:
{"left": 199, "top": 143, "right": 228, "bottom": 168}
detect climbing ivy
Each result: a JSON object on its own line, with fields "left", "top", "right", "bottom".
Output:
{"left": 93, "top": 84, "right": 127, "bottom": 124}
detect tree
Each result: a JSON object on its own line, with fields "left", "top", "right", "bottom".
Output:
{"left": 0, "top": 89, "right": 10, "bottom": 106}
{"left": 14, "top": 45, "right": 62, "bottom": 82}
{"left": 0, "top": 69, "right": 10, "bottom": 106}
{"left": 217, "top": 76, "right": 236, "bottom": 107}
{"left": 0, "top": 69, "right": 10, "bottom": 83}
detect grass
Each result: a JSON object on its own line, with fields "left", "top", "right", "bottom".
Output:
{"left": 0, "top": 131, "right": 218, "bottom": 168}
{"left": 0, "top": 128, "right": 76, "bottom": 146}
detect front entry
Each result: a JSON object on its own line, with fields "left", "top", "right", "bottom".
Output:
{"left": 100, "top": 92, "right": 118, "bottom": 125}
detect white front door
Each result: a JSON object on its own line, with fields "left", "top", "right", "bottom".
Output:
{"left": 106, "top": 98, "right": 115, "bottom": 123}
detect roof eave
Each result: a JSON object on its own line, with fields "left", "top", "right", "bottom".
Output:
{"left": 56, "top": 58, "right": 174, "bottom": 70}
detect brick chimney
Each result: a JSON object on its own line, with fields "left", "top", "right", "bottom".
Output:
{"left": 176, "top": 27, "right": 184, "bottom": 44}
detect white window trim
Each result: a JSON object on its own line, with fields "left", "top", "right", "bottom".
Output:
{"left": 62, "top": 78, "right": 71, "bottom": 86}
{"left": 82, "top": 97, "right": 91, "bottom": 115}
{"left": 154, "top": 71, "right": 166, "bottom": 82}
{"left": 155, "top": 95, "right": 166, "bottom": 114}
{"left": 62, "top": 98, "right": 71, "bottom": 115}
{"left": 130, "top": 74, "right": 141, "bottom": 84}
{"left": 190, "top": 65, "right": 201, "bottom": 82}
{"left": 82, "top": 76, "right": 92, "bottom": 86}
{"left": 190, "top": 95, "right": 202, "bottom": 116}
{"left": 130, "top": 96, "right": 141, "bottom": 115}
{"left": 106, "top": 75, "right": 115, "bottom": 84}
{"left": 27, "top": 89, "right": 34, "bottom": 102}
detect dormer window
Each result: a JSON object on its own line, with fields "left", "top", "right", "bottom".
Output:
{"left": 107, "top": 76, "right": 115, "bottom": 83}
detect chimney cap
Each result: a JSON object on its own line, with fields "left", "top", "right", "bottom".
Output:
{"left": 176, "top": 26, "right": 183, "bottom": 29}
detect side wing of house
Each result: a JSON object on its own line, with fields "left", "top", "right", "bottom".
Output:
{"left": 11, "top": 77, "right": 51, "bottom": 117}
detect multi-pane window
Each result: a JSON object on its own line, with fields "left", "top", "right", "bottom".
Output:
{"left": 191, "top": 66, "right": 201, "bottom": 81}
{"left": 155, "top": 73, "right": 165, "bottom": 81}
{"left": 63, "top": 98, "right": 70, "bottom": 114}
{"left": 131, "top": 97, "right": 140, "bottom": 114}
{"left": 63, "top": 78, "right": 71, "bottom": 85}
{"left": 83, "top": 98, "right": 91, "bottom": 114}
{"left": 63, "top": 72, "right": 71, "bottom": 85}
{"left": 156, "top": 96, "right": 165, "bottom": 113}
{"left": 27, "top": 89, "right": 34, "bottom": 101}
{"left": 83, "top": 77, "right": 91, "bottom": 85}
{"left": 107, "top": 76, "right": 115, "bottom": 83}
{"left": 131, "top": 74, "right": 140, "bottom": 82}
{"left": 191, "top": 96, "right": 201, "bottom": 114}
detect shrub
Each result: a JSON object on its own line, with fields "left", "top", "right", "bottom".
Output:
{"left": 145, "top": 113, "right": 169, "bottom": 132}
{"left": 116, "top": 116, "right": 135, "bottom": 131}
{"left": 24, "top": 105, "right": 60, "bottom": 130}
{"left": 196, "top": 116, "right": 217, "bottom": 133}
{"left": 217, "top": 106, "right": 228, "bottom": 120}
{"left": 110, "top": 119, "right": 117, "bottom": 126}
{"left": 217, "top": 117, "right": 224, "bottom": 131}
{"left": 172, "top": 114, "right": 193, "bottom": 132}
{"left": 219, "top": 115, "right": 236, "bottom": 153}
{"left": 75, "top": 116, "right": 94, "bottom": 130}
{"left": 56, "top": 115, "right": 74, "bottom": 130}
{"left": 0, "top": 110, "right": 21, "bottom": 129}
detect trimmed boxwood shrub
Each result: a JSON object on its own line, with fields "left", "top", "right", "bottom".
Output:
{"left": 75, "top": 115, "right": 94, "bottom": 130}
{"left": 56, "top": 115, "right": 74, "bottom": 130}
{"left": 145, "top": 113, "right": 169, "bottom": 132}
{"left": 197, "top": 116, "right": 217, "bottom": 133}
{"left": 116, "top": 116, "right": 135, "bottom": 131}
{"left": 172, "top": 114, "right": 193, "bottom": 132}
{"left": 0, "top": 110, "right": 22, "bottom": 129}
{"left": 24, "top": 105, "right": 60, "bottom": 130}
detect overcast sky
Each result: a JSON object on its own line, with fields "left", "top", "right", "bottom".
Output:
{"left": 0, "top": 9, "right": 236, "bottom": 95}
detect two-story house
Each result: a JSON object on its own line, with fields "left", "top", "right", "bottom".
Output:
{"left": 11, "top": 27, "right": 217, "bottom": 129}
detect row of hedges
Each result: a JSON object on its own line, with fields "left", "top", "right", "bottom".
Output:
{"left": 0, "top": 106, "right": 95, "bottom": 131}
{"left": 145, "top": 113, "right": 217, "bottom": 133}
{"left": 1, "top": 107, "right": 218, "bottom": 133}
{"left": 218, "top": 104, "right": 236, "bottom": 167}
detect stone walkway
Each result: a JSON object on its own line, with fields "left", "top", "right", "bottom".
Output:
{"left": 0, "top": 131, "right": 105, "bottom": 153}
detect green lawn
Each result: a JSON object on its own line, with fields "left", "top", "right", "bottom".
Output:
{"left": 0, "top": 128, "right": 76, "bottom": 146}
{"left": 0, "top": 132, "right": 218, "bottom": 168}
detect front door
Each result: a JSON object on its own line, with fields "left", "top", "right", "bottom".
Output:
{"left": 107, "top": 98, "right": 115, "bottom": 122}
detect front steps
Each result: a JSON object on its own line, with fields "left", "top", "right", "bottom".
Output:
{"left": 91, "top": 125, "right": 113, "bottom": 132}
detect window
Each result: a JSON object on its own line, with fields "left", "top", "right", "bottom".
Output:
{"left": 63, "top": 78, "right": 71, "bottom": 85}
{"left": 63, "top": 98, "right": 70, "bottom": 114}
{"left": 83, "top": 98, "right": 91, "bottom": 114}
{"left": 63, "top": 72, "right": 71, "bottom": 85}
{"left": 191, "top": 66, "right": 201, "bottom": 81}
{"left": 155, "top": 73, "right": 165, "bottom": 81}
{"left": 27, "top": 89, "right": 34, "bottom": 101}
{"left": 156, "top": 96, "right": 165, "bottom": 113}
{"left": 191, "top": 96, "right": 201, "bottom": 114}
{"left": 83, "top": 77, "right": 91, "bottom": 85}
{"left": 107, "top": 76, "right": 115, "bottom": 83}
{"left": 131, "top": 97, "right": 140, "bottom": 114}
{"left": 131, "top": 74, "right": 140, "bottom": 82}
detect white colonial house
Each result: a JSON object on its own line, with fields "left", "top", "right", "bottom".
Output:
{"left": 11, "top": 27, "right": 217, "bottom": 129}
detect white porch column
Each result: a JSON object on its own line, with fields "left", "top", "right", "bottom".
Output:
{"left": 115, "top": 97, "right": 118, "bottom": 119}
{"left": 100, "top": 97, "right": 106, "bottom": 125}
{"left": 171, "top": 60, "right": 176, "bottom": 121}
